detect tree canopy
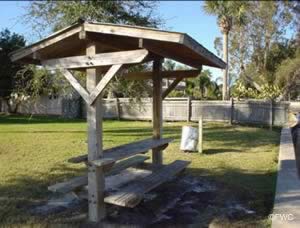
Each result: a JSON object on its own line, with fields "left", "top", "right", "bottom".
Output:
{"left": 24, "top": 1, "right": 162, "bottom": 37}
{"left": 203, "top": 1, "right": 248, "bottom": 100}
{"left": 0, "top": 29, "right": 25, "bottom": 98}
{"left": 211, "top": 1, "right": 299, "bottom": 100}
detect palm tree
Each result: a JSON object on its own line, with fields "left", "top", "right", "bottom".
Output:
{"left": 203, "top": 1, "right": 247, "bottom": 100}
{"left": 198, "top": 69, "right": 213, "bottom": 99}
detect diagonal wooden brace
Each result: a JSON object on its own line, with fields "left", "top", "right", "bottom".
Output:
{"left": 60, "top": 68, "right": 90, "bottom": 104}
{"left": 162, "top": 66, "right": 202, "bottom": 99}
{"left": 60, "top": 65, "right": 122, "bottom": 105}
{"left": 162, "top": 77, "right": 184, "bottom": 99}
{"left": 89, "top": 64, "right": 122, "bottom": 105}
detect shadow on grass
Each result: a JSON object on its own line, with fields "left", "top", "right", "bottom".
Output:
{"left": 0, "top": 114, "right": 85, "bottom": 125}
{"left": 0, "top": 164, "right": 277, "bottom": 226}
{"left": 103, "top": 126, "right": 182, "bottom": 140}
{"left": 0, "top": 130, "right": 86, "bottom": 134}
{"left": 204, "top": 127, "right": 280, "bottom": 149}
{"left": 0, "top": 115, "right": 280, "bottom": 149}
{"left": 203, "top": 148, "right": 242, "bottom": 155}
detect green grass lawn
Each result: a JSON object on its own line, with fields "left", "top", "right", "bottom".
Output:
{"left": 0, "top": 114, "right": 280, "bottom": 226}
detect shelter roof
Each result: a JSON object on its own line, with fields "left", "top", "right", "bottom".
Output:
{"left": 10, "top": 21, "right": 226, "bottom": 69}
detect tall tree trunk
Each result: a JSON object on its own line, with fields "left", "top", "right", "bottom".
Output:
{"left": 223, "top": 32, "right": 229, "bottom": 100}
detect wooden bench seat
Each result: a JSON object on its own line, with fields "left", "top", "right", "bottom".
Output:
{"left": 48, "top": 155, "right": 149, "bottom": 194}
{"left": 104, "top": 160, "right": 190, "bottom": 208}
{"left": 68, "top": 138, "right": 173, "bottom": 164}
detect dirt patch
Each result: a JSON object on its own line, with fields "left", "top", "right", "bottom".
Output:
{"left": 105, "top": 175, "right": 255, "bottom": 226}
{"left": 29, "top": 175, "right": 256, "bottom": 226}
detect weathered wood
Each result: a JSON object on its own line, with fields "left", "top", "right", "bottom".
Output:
{"left": 104, "top": 160, "right": 190, "bottom": 208}
{"left": 86, "top": 42, "right": 105, "bottom": 222}
{"left": 187, "top": 96, "right": 191, "bottom": 122}
{"left": 230, "top": 97, "right": 234, "bottom": 125}
{"left": 60, "top": 69, "right": 90, "bottom": 104}
{"left": 270, "top": 99, "right": 273, "bottom": 131}
{"left": 68, "top": 138, "right": 172, "bottom": 164}
{"left": 48, "top": 175, "right": 87, "bottom": 194}
{"left": 90, "top": 158, "right": 115, "bottom": 172}
{"left": 10, "top": 24, "right": 81, "bottom": 62}
{"left": 198, "top": 115, "right": 203, "bottom": 153}
{"left": 123, "top": 69, "right": 201, "bottom": 80}
{"left": 85, "top": 23, "right": 182, "bottom": 43}
{"left": 11, "top": 22, "right": 226, "bottom": 70}
{"left": 142, "top": 41, "right": 203, "bottom": 69}
{"left": 115, "top": 98, "right": 120, "bottom": 120}
{"left": 162, "top": 77, "right": 183, "bottom": 99}
{"left": 107, "top": 155, "right": 149, "bottom": 176}
{"left": 182, "top": 35, "right": 226, "bottom": 69}
{"left": 79, "top": 25, "right": 86, "bottom": 40}
{"left": 75, "top": 168, "right": 152, "bottom": 201}
{"left": 48, "top": 155, "right": 150, "bottom": 194}
{"left": 60, "top": 65, "right": 122, "bottom": 105}
{"left": 89, "top": 64, "right": 122, "bottom": 105}
{"left": 33, "top": 52, "right": 41, "bottom": 60}
{"left": 41, "top": 49, "right": 148, "bottom": 70}
{"left": 152, "top": 58, "right": 163, "bottom": 165}
{"left": 85, "top": 23, "right": 225, "bottom": 68}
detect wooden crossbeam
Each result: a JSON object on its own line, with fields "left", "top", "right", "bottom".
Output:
{"left": 89, "top": 64, "right": 122, "bottom": 105}
{"left": 162, "top": 77, "right": 184, "bottom": 99}
{"left": 41, "top": 49, "right": 149, "bottom": 70}
{"left": 123, "top": 69, "right": 201, "bottom": 80}
{"left": 60, "top": 69, "right": 90, "bottom": 103}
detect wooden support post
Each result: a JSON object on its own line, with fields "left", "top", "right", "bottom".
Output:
{"left": 115, "top": 98, "right": 120, "bottom": 120}
{"left": 152, "top": 58, "right": 163, "bottom": 165}
{"left": 230, "top": 97, "right": 234, "bottom": 125}
{"left": 198, "top": 115, "right": 203, "bottom": 153}
{"left": 86, "top": 42, "right": 105, "bottom": 222}
{"left": 187, "top": 96, "right": 191, "bottom": 122}
{"left": 270, "top": 99, "right": 273, "bottom": 131}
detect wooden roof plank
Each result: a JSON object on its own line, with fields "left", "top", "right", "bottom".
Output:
{"left": 10, "top": 25, "right": 82, "bottom": 62}
{"left": 84, "top": 22, "right": 183, "bottom": 43}
{"left": 182, "top": 35, "right": 226, "bottom": 69}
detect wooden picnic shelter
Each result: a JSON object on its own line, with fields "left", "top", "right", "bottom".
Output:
{"left": 10, "top": 20, "right": 226, "bottom": 223}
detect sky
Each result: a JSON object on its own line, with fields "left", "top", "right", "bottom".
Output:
{"left": 0, "top": 1, "right": 223, "bottom": 78}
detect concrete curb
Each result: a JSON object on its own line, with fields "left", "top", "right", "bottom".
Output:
{"left": 272, "top": 127, "right": 300, "bottom": 228}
